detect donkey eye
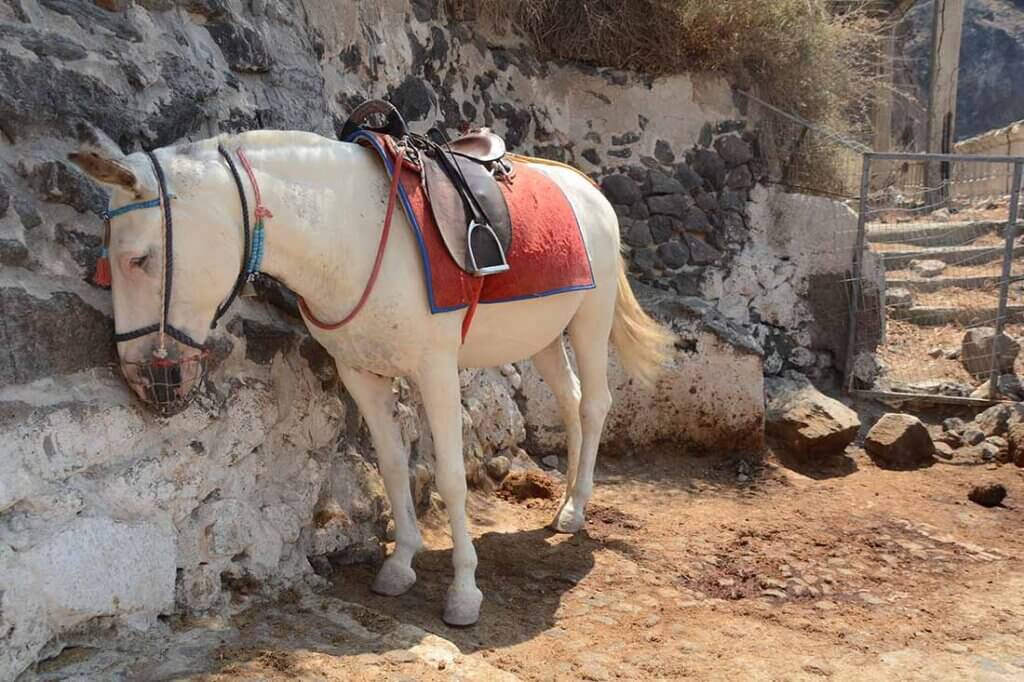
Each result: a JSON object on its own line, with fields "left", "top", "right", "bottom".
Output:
{"left": 130, "top": 254, "right": 149, "bottom": 269}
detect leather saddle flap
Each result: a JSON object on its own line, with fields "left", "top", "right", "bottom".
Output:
{"left": 422, "top": 151, "right": 512, "bottom": 273}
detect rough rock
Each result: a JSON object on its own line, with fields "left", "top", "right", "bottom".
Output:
{"left": 864, "top": 413, "right": 935, "bottom": 469}
{"left": 674, "top": 163, "right": 703, "bottom": 191}
{"left": 485, "top": 455, "right": 510, "bottom": 481}
{"left": 725, "top": 165, "right": 754, "bottom": 191}
{"left": 961, "top": 327, "right": 1020, "bottom": 379}
{"left": 624, "top": 221, "right": 653, "bottom": 248}
{"left": 0, "top": 287, "right": 116, "bottom": 385}
{"left": 691, "top": 148, "right": 726, "bottom": 189}
{"left": 206, "top": 21, "right": 274, "bottom": 73}
{"left": 685, "top": 235, "right": 723, "bottom": 265}
{"left": 601, "top": 174, "right": 642, "bottom": 205}
{"left": 0, "top": 175, "right": 9, "bottom": 218}
{"left": 963, "top": 427, "right": 987, "bottom": 446}
{"left": 646, "top": 193, "right": 691, "bottom": 219}
{"left": 1007, "top": 423, "right": 1024, "bottom": 467}
{"left": 714, "top": 134, "right": 753, "bottom": 167}
{"left": 910, "top": 259, "right": 947, "bottom": 278}
{"left": 971, "top": 374, "right": 1024, "bottom": 400}
{"left": 765, "top": 373, "right": 860, "bottom": 458}
{"left": 657, "top": 240, "right": 690, "bottom": 269}
{"left": 934, "top": 441, "right": 955, "bottom": 460}
{"left": 968, "top": 483, "right": 1007, "bottom": 508}
{"left": 647, "top": 215, "right": 676, "bottom": 244}
{"left": 974, "top": 402, "right": 1024, "bottom": 437}
{"left": 644, "top": 170, "right": 686, "bottom": 196}
{"left": 981, "top": 436, "right": 1008, "bottom": 462}
{"left": 886, "top": 287, "right": 913, "bottom": 309}
{"left": 1, "top": 517, "right": 175, "bottom": 678}
{"left": 944, "top": 417, "right": 967, "bottom": 434}
{"left": 25, "top": 160, "right": 107, "bottom": 214}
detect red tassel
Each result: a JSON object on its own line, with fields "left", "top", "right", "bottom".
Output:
{"left": 93, "top": 254, "right": 112, "bottom": 289}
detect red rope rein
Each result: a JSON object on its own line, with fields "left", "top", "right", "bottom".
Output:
{"left": 299, "top": 153, "right": 405, "bottom": 330}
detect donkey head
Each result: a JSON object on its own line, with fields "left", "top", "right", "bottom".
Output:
{"left": 70, "top": 135, "right": 244, "bottom": 415}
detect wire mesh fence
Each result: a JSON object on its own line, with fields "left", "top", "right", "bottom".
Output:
{"left": 739, "top": 90, "right": 869, "bottom": 202}
{"left": 847, "top": 152, "right": 1024, "bottom": 403}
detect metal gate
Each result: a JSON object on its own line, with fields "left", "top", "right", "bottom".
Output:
{"left": 846, "top": 151, "right": 1024, "bottom": 404}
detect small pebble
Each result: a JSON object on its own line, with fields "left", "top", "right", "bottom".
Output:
{"left": 968, "top": 483, "right": 1007, "bottom": 508}
{"left": 542, "top": 455, "right": 560, "bottom": 469}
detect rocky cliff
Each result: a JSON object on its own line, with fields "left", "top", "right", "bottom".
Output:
{"left": 900, "top": 0, "right": 1024, "bottom": 141}
{"left": 0, "top": 1, "right": 861, "bottom": 677}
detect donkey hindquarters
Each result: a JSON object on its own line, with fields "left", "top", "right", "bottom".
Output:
{"left": 318, "top": 161, "right": 666, "bottom": 626}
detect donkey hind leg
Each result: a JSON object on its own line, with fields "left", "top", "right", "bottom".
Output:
{"left": 555, "top": 295, "right": 615, "bottom": 533}
{"left": 417, "top": 354, "right": 483, "bottom": 626}
{"left": 337, "top": 365, "right": 423, "bottom": 597}
{"left": 531, "top": 337, "right": 585, "bottom": 531}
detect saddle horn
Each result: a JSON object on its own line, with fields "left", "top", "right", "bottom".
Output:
{"left": 340, "top": 100, "right": 409, "bottom": 142}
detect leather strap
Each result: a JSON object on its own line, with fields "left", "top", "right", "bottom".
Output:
{"left": 299, "top": 151, "right": 406, "bottom": 330}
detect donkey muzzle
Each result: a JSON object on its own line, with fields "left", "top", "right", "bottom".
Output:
{"left": 120, "top": 349, "right": 207, "bottom": 416}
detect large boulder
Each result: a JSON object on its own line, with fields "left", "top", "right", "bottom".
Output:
{"left": 961, "top": 327, "right": 1020, "bottom": 380}
{"left": 864, "top": 413, "right": 935, "bottom": 469}
{"left": 1006, "top": 423, "right": 1024, "bottom": 467}
{"left": 765, "top": 373, "right": 860, "bottom": 458}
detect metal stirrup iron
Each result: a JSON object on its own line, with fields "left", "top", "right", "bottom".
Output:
{"left": 467, "top": 219, "right": 510, "bottom": 276}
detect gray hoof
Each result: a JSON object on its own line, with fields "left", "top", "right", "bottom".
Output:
{"left": 371, "top": 561, "right": 417, "bottom": 597}
{"left": 443, "top": 587, "right": 483, "bottom": 627}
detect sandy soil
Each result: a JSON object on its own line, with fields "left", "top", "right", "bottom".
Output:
{"left": 40, "top": 447, "right": 1023, "bottom": 682}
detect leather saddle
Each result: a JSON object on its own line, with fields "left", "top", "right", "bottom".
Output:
{"left": 342, "top": 100, "right": 512, "bottom": 276}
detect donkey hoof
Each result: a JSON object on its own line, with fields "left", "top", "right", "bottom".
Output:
{"left": 550, "top": 502, "right": 586, "bottom": 534}
{"left": 371, "top": 560, "right": 417, "bottom": 597}
{"left": 443, "top": 587, "right": 483, "bottom": 627}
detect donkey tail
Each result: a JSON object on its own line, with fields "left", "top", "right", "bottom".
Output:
{"left": 610, "top": 256, "right": 675, "bottom": 387}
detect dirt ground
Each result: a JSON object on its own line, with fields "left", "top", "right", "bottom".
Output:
{"left": 39, "top": 445, "right": 1024, "bottom": 681}
{"left": 877, "top": 319, "right": 1024, "bottom": 387}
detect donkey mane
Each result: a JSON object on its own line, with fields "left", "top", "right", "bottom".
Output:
{"left": 172, "top": 129, "right": 341, "bottom": 160}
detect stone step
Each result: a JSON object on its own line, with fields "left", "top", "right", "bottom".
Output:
{"left": 880, "top": 243, "right": 1024, "bottom": 270}
{"left": 892, "top": 304, "right": 1024, "bottom": 327}
{"left": 866, "top": 220, "right": 1005, "bottom": 248}
{"left": 886, "top": 275, "right": 1005, "bottom": 293}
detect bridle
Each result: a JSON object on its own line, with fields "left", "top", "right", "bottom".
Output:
{"left": 101, "top": 145, "right": 261, "bottom": 415}
{"left": 104, "top": 146, "right": 258, "bottom": 355}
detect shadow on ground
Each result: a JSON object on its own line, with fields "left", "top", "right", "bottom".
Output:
{"left": 328, "top": 525, "right": 600, "bottom": 653}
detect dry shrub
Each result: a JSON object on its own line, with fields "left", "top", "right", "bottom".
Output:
{"left": 451, "top": 0, "right": 888, "bottom": 129}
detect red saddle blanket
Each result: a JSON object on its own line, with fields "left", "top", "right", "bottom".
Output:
{"left": 351, "top": 131, "right": 595, "bottom": 339}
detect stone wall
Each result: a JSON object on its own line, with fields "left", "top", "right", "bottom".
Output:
{"left": 0, "top": 0, "right": 859, "bottom": 677}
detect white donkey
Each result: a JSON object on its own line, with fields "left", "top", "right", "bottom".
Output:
{"left": 71, "top": 129, "right": 671, "bottom": 626}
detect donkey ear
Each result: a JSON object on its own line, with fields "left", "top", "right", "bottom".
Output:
{"left": 68, "top": 148, "right": 144, "bottom": 195}
{"left": 67, "top": 122, "right": 142, "bottom": 193}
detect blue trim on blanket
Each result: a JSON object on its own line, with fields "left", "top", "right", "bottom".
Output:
{"left": 349, "top": 130, "right": 459, "bottom": 314}
{"left": 348, "top": 130, "right": 596, "bottom": 315}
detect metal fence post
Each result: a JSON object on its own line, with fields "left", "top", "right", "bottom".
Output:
{"left": 845, "top": 153, "right": 873, "bottom": 393}
{"left": 989, "top": 161, "right": 1024, "bottom": 399}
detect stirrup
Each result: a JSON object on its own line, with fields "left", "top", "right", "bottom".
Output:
{"left": 467, "top": 219, "right": 510, "bottom": 276}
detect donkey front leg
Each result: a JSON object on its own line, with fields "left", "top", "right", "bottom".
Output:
{"left": 417, "top": 355, "right": 483, "bottom": 626}
{"left": 337, "top": 365, "right": 423, "bottom": 597}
